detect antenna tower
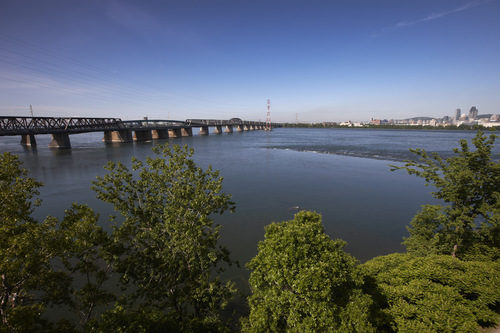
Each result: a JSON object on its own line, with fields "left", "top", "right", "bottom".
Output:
{"left": 265, "top": 99, "right": 272, "bottom": 131}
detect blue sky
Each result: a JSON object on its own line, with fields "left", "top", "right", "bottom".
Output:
{"left": 0, "top": 0, "right": 499, "bottom": 122}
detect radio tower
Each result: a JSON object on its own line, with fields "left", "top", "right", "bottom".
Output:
{"left": 265, "top": 99, "right": 272, "bottom": 131}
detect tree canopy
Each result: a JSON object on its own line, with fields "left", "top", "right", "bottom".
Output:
{"left": 243, "top": 211, "right": 375, "bottom": 332}
{"left": 0, "top": 144, "right": 237, "bottom": 332}
{"left": 0, "top": 152, "right": 70, "bottom": 331}
{"left": 92, "top": 143, "right": 236, "bottom": 331}
{"left": 392, "top": 131, "right": 500, "bottom": 260}
{"left": 361, "top": 253, "right": 500, "bottom": 332}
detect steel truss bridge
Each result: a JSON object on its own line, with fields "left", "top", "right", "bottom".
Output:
{"left": 0, "top": 116, "right": 282, "bottom": 148}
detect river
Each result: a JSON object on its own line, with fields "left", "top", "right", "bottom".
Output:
{"left": 1, "top": 128, "right": 498, "bottom": 288}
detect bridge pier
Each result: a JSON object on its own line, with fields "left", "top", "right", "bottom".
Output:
{"left": 20, "top": 134, "right": 36, "bottom": 146}
{"left": 103, "top": 130, "right": 132, "bottom": 143}
{"left": 152, "top": 129, "right": 168, "bottom": 140}
{"left": 236, "top": 125, "right": 244, "bottom": 132}
{"left": 243, "top": 125, "right": 249, "bottom": 131}
{"left": 214, "top": 125, "right": 223, "bottom": 134}
{"left": 168, "top": 128, "right": 181, "bottom": 138}
{"left": 224, "top": 125, "right": 233, "bottom": 133}
{"left": 49, "top": 133, "right": 71, "bottom": 149}
{"left": 181, "top": 127, "right": 192, "bottom": 137}
{"left": 199, "top": 126, "right": 209, "bottom": 136}
{"left": 134, "top": 130, "right": 153, "bottom": 142}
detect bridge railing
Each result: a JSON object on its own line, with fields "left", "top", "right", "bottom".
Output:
{"left": 186, "top": 119, "right": 229, "bottom": 126}
{"left": 185, "top": 119, "right": 270, "bottom": 126}
{"left": 120, "top": 120, "right": 187, "bottom": 129}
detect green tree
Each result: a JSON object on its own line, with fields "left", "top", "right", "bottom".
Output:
{"left": 92, "top": 143, "right": 236, "bottom": 331}
{"left": 57, "top": 203, "right": 115, "bottom": 329}
{"left": 243, "top": 211, "right": 374, "bottom": 332}
{"left": 392, "top": 131, "right": 500, "bottom": 259}
{"left": 0, "top": 152, "right": 71, "bottom": 331}
{"left": 361, "top": 253, "right": 500, "bottom": 332}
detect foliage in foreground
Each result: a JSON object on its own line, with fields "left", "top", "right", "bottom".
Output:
{"left": 92, "top": 144, "right": 236, "bottom": 331}
{"left": 0, "top": 152, "right": 64, "bottom": 331}
{"left": 361, "top": 253, "right": 500, "bottom": 332}
{"left": 393, "top": 131, "right": 500, "bottom": 260}
{"left": 243, "top": 211, "right": 375, "bottom": 332}
{"left": 0, "top": 144, "right": 235, "bottom": 332}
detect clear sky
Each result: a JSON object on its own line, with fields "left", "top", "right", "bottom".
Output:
{"left": 1, "top": 0, "right": 499, "bottom": 122}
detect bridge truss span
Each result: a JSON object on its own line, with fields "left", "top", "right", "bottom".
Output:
{"left": 0, "top": 116, "right": 122, "bottom": 135}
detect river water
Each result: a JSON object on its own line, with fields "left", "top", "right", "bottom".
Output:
{"left": 1, "top": 128, "right": 498, "bottom": 288}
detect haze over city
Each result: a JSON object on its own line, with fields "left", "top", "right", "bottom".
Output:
{"left": 1, "top": 0, "right": 499, "bottom": 122}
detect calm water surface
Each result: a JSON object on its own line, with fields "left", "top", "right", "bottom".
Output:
{"left": 1, "top": 128, "right": 498, "bottom": 287}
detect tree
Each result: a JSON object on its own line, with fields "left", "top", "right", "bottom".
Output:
{"left": 0, "top": 152, "right": 70, "bottom": 331}
{"left": 392, "top": 131, "right": 500, "bottom": 259}
{"left": 243, "top": 211, "right": 374, "bottom": 332}
{"left": 92, "top": 143, "right": 236, "bottom": 331}
{"left": 361, "top": 253, "right": 500, "bottom": 332}
{"left": 57, "top": 203, "right": 115, "bottom": 329}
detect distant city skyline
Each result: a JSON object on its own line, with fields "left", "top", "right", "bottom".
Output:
{"left": 364, "top": 105, "right": 500, "bottom": 128}
{"left": 1, "top": 0, "right": 499, "bottom": 122}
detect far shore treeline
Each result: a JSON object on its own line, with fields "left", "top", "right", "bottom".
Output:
{"left": 283, "top": 122, "right": 500, "bottom": 131}
{"left": 1, "top": 131, "right": 499, "bottom": 332}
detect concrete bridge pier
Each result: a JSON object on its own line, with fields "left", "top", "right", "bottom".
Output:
{"left": 49, "top": 133, "right": 71, "bottom": 148}
{"left": 152, "top": 129, "right": 168, "bottom": 140}
{"left": 243, "top": 125, "right": 249, "bottom": 131}
{"left": 236, "top": 125, "right": 244, "bottom": 132}
{"left": 224, "top": 125, "right": 233, "bottom": 133}
{"left": 199, "top": 126, "right": 209, "bottom": 136}
{"left": 21, "top": 134, "right": 36, "bottom": 146}
{"left": 168, "top": 128, "right": 181, "bottom": 138}
{"left": 103, "top": 130, "right": 133, "bottom": 143}
{"left": 181, "top": 127, "right": 193, "bottom": 137}
{"left": 214, "top": 125, "right": 223, "bottom": 134}
{"left": 249, "top": 125, "right": 255, "bottom": 131}
{"left": 134, "top": 130, "right": 153, "bottom": 142}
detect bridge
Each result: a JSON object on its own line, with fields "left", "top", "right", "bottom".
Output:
{"left": 0, "top": 116, "right": 282, "bottom": 148}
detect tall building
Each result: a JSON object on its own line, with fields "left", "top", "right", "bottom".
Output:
{"left": 469, "top": 106, "right": 478, "bottom": 120}
{"left": 455, "top": 108, "right": 461, "bottom": 120}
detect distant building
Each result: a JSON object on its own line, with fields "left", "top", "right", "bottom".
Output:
{"left": 455, "top": 108, "right": 461, "bottom": 120}
{"left": 340, "top": 121, "right": 353, "bottom": 127}
{"left": 469, "top": 106, "right": 478, "bottom": 120}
